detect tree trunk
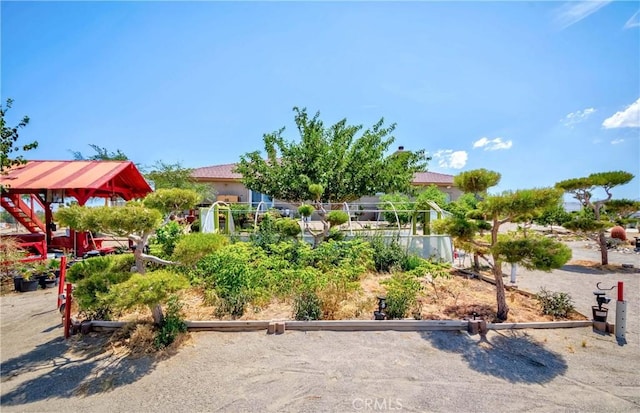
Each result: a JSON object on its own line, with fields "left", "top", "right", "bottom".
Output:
{"left": 598, "top": 230, "right": 608, "bottom": 265}
{"left": 151, "top": 304, "right": 164, "bottom": 326}
{"left": 473, "top": 254, "right": 480, "bottom": 271}
{"left": 493, "top": 262, "right": 509, "bottom": 321}
{"left": 134, "top": 240, "right": 146, "bottom": 274}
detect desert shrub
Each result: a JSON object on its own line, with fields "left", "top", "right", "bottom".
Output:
{"left": 154, "top": 221, "right": 183, "bottom": 258}
{"left": 382, "top": 273, "right": 422, "bottom": 319}
{"left": 172, "top": 232, "right": 229, "bottom": 267}
{"left": 401, "top": 254, "right": 424, "bottom": 272}
{"left": 275, "top": 218, "right": 302, "bottom": 238}
{"left": 264, "top": 240, "right": 312, "bottom": 269}
{"left": 311, "top": 239, "right": 374, "bottom": 276}
{"left": 293, "top": 290, "right": 322, "bottom": 320}
{"left": 194, "top": 243, "right": 265, "bottom": 317}
{"left": 66, "top": 254, "right": 135, "bottom": 282}
{"left": 536, "top": 287, "right": 575, "bottom": 319}
{"left": 327, "top": 210, "right": 349, "bottom": 227}
{"left": 154, "top": 295, "right": 187, "bottom": 349}
{"left": 369, "top": 236, "right": 406, "bottom": 273}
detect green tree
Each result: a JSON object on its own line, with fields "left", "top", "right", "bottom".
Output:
{"left": 145, "top": 161, "right": 216, "bottom": 202}
{"left": 533, "top": 202, "right": 572, "bottom": 233}
{"left": 434, "top": 169, "right": 570, "bottom": 321}
{"left": 71, "top": 144, "right": 128, "bottom": 161}
{"left": 556, "top": 171, "right": 635, "bottom": 265}
{"left": 235, "top": 107, "right": 428, "bottom": 242}
{"left": 1, "top": 99, "right": 38, "bottom": 181}
{"left": 454, "top": 168, "right": 501, "bottom": 200}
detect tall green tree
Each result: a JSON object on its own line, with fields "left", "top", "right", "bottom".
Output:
{"left": 145, "top": 161, "right": 215, "bottom": 202}
{"left": 71, "top": 144, "right": 128, "bottom": 161}
{"left": 434, "top": 169, "right": 571, "bottom": 320}
{"left": 556, "top": 171, "right": 635, "bottom": 265}
{"left": 1, "top": 98, "right": 38, "bottom": 179}
{"left": 235, "top": 107, "right": 429, "bottom": 242}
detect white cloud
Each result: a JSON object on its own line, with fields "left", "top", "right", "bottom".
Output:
{"left": 472, "top": 137, "right": 513, "bottom": 151}
{"left": 602, "top": 98, "right": 640, "bottom": 129}
{"left": 624, "top": 10, "right": 640, "bottom": 29}
{"left": 562, "top": 107, "right": 596, "bottom": 127}
{"left": 433, "top": 150, "right": 468, "bottom": 169}
{"left": 611, "top": 139, "right": 625, "bottom": 145}
{"left": 553, "top": 1, "right": 612, "bottom": 30}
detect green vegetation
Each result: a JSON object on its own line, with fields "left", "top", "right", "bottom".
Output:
{"left": 536, "top": 287, "right": 575, "bottom": 319}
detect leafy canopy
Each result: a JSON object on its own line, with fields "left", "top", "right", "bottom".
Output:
{"left": 235, "top": 107, "right": 429, "bottom": 203}
{"left": 1, "top": 98, "right": 38, "bottom": 176}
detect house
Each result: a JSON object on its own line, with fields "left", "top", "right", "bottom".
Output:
{"left": 190, "top": 161, "right": 461, "bottom": 215}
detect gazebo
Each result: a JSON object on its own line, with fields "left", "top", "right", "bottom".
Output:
{"left": 1, "top": 160, "right": 152, "bottom": 257}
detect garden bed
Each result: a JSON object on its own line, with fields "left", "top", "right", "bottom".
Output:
{"left": 111, "top": 270, "right": 587, "bottom": 324}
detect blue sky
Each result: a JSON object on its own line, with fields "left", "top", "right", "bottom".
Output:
{"left": 2, "top": 1, "right": 639, "bottom": 200}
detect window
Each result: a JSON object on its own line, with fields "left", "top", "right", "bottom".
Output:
{"left": 250, "top": 190, "right": 273, "bottom": 211}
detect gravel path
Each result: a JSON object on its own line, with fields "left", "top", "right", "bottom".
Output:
{"left": 1, "top": 242, "right": 639, "bottom": 412}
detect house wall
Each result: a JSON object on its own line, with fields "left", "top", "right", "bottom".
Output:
{"left": 197, "top": 180, "right": 462, "bottom": 218}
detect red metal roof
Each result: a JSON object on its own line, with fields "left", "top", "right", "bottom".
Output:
{"left": 1, "top": 161, "right": 153, "bottom": 204}
{"left": 192, "top": 163, "right": 454, "bottom": 186}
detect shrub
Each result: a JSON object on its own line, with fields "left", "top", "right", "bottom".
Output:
{"left": 154, "top": 295, "right": 187, "bottom": 349}
{"left": 154, "top": 221, "right": 183, "bottom": 258}
{"left": 327, "top": 210, "right": 349, "bottom": 227}
{"left": 311, "top": 239, "right": 374, "bottom": 276}
{"left": 293, "top": 291, "right": 322, "bottom": 320}
{"left": 536, "top": 287, "right": 575, "bottom": 319}
{"left": 369, "top": 236, "right": 406, "bottom": 273}
{"left": 382, "top": 273, "right": 422, "bottom": 319}
{"left": 172, "top": 232, "right": 229, "bottom": 267}
{"left": 325, "top": 227, "right": 345, "bottom": 242}
{"left": 104, "top": 270, "right": 190, "bottom": 323}
{"left": 275, "top": 218, "right": 302, "bottom": 238}
{"left": 66, "top": 254, "right": 135, "bottom": 282}
{"left": 297, "top": 204, "right": 315, "bottom": 218}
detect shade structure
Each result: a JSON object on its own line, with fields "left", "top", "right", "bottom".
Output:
{"left": 1, "top": 160, "right": 152, "bottom": 204}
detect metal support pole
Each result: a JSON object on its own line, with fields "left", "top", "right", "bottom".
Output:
{"left": 57, "top": 256, "right": 67, "bottom": 310}
{"left": 64, "top": 282, "right": 72, "bottom": 339}
{"left": 616, "top": 281, "right": 626, "bottom": 342}
{"left": 510, "top": 263, "right": 517, "bottom": 284}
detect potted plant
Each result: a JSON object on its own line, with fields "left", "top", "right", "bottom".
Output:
{"left": 34, "top": 261, "right": 49, "bottom": 289}
{"left": 43, "top": 272, "right": 58, "bottom": 288}
{"left": 19, "top": 265, "right": 39, "bottom": 292}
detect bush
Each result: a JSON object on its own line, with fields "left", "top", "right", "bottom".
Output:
{"left": 66, "top": 254, "right": 135, "bottom": 282}
{"left": 154, "top": 295, "right": 187, "bottom": 349}
{"left": 536, "top": 287, "right": 575, "bottom": 319}
{"left": 105, "top": 270, "right": 189, "bottom": 309}
{"left": 275, "top": 218, "right": 302, "bottom": 238}
{"left": 327, "top": 210, "right": 349, "bottom": 227}
{"left": 172, "top": 232, "right": 229, "bottom": 267}
{"left": 369, "top": 236, "right": 406, "bottom": 273}
{"left": 154, "top": 221, "right": 183, "bottom": 258}
{"left": 293, "top": 291, "right": 322, "bottom": 320}
{"left": 297, "top": 204, "right": 315, "bottom": 218}
{"left": 382, "top": 273, "right": 422, "bottom": 319}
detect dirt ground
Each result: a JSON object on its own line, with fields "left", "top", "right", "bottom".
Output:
{"left": 1, "top": 239, "right": 639, "bottom": 412}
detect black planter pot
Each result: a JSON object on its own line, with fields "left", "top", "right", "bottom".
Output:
{"left": 44, "top": 279, "right": 57, "bottom": 289}
{"left": 19, "top": 279, "right": 39, "bottom": 292}
{"left": 13, "top": 276, "right": 23, "bottom": 292}
{"left": 37, "top": 274, "right": 48, "bottom": 289}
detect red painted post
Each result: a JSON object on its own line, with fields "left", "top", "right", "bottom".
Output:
{"left": 64, "top": 282, "right": 72, "bottom": 339}
{"left": 618, "top": 281, "right": 624, "bottom": 302}
{"left": 57, "top": 256, "right": 67, "bottom": 310}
